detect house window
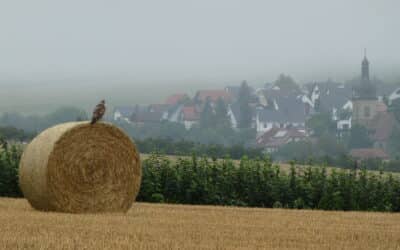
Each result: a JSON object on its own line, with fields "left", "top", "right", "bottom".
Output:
{"left": 364, "top": 106, "right": 371, "bottom": 118}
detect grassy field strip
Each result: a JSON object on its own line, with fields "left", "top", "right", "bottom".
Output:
{"left": 1, "top": 198, "right": 400, "bottom": 249}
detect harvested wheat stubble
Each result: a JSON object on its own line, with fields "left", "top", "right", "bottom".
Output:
{"left": 19, "top": 122, "right": 141, "bottom": 213}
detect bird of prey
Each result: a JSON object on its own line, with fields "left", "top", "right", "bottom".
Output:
{"left": 91, "top": 100, "right": 106, "bottom": 125}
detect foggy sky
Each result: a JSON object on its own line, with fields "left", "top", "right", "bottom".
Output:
{"left": 1, "top": 0, "right": 400, "bottom": 86}
{"left": 0, "top": 0, "right": 400, "bottom": 112}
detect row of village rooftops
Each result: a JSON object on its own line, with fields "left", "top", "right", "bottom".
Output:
{"left": 112, "top": 80, "right": 400, "bottom": 155}
{"left": 113, "top": 85, "right": 308, "bottom": 130}
{"left": 113, "top": 81, "right": 400, "bottom": 133}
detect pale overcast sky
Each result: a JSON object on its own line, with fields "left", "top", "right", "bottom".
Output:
{"left": 0, "top": 0, "right": 400, "bottom": 112}
{"left": 0, "top": 0, "right": 399, "bottom": 86}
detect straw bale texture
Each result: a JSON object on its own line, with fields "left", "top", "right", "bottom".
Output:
{"left": 19, "top": 122, "right": 141, "bottom": 213}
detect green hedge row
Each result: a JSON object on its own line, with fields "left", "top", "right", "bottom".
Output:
{"left": 137, "top": 154, "right": 400, "bottom": 212}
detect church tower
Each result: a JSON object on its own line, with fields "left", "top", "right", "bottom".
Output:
{"left": 361, "top": 49, "right": 369, "bottom": 83}
{"left": 352, "top": 50, "right": 378, "bottom": 127}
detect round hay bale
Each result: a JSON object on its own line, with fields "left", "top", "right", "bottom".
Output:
{"left": 19, "top": 122, "right": 141, "bottom": 213}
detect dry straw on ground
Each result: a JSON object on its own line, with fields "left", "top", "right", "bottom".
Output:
{"left": 19, "top": 122, "right": 141, "bottom": 213}
{"left": 1, "top": 198, "right": 400, "bottom": 250}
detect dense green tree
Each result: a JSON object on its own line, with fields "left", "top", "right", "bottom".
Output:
{"left": 214, "top": 97, "right": 230, "bottom": 128}
{"left": 347, "top": 124, "right": 372, "bottom": 149}
{"left": 0, "top": 126, "right": 35, "bottom": 141}
{"left": 306, "top": 113, "right": 336, "bottom": 137}
{"left": 200, "top": 97, "right": 216, "bottom": 129}
{"left": 237, "top": 81, "right": 252, "bottom": 129}
{"left": 274, "top": 74, "right": 300, "bottom": 92}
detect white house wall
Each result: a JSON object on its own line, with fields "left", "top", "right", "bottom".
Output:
{"left": 183, "top": 120, "right": 198, "bottom": 130}
{"left": 168, "top": 105, "right": 183, "bottom": 123}
{"left": 113, "top": 111, "right": 131, "bottom": 123}
{"left": 227, "top": 105, "right": 238, "bottom": 130}
{"left": 337, "top": 118, "right": 352, "bottom": 130}
{"left": 113, "top": 111, "right": 122, "bottom": 121}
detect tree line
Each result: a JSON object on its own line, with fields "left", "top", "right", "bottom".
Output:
{"left": 0, "top": 107, "right": 88, "bottom": 133}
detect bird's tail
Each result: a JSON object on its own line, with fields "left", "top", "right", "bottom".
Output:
{"left": 90, "top": 118, "right": 96, "bottom": 125}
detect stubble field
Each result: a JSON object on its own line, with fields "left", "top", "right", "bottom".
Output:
{"left": 1, "top": 198, "right": 400, "bottom": 249}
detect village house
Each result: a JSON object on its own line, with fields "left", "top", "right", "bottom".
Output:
{"left": 113, "top": 106, "right": 137, "bottom": 123}
{"left": 226, "top": 102, "right": 256, "bottom": 130}
{"left": 255, "top": 95, "right": 307, "bottom": 134}
{"left": 114, "top": 103, "right": 200, "bottom": 130}
{"left": 227, "top": 82, "right": 311, "bottom": 133}
{"left": 113, "top": 104, "right": 177, "bottom": 125}
{"left": 129, "top": 105, "right": 167, "bottom": 125}
{"left": 256, "top": 127, "right": 307, "bottom": 153}
{"left": 179, "top": 106, "right": 199, "bottom": 129}
{"left": 367, "top": 111, "right": 398, "bottom": 151}
{"left": 305, "top": 81, "right": 352, "bottom": 115}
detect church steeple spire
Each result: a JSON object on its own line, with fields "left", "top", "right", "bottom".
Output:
{"left": 353, "top": 49, "right": 376, "bottom": 100}
{"left": 361, "top": 48, "right": 369, "bottom": 82}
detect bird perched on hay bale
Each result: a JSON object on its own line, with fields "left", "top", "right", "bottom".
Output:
{"left": 91, "top": 100, "right": 106, "bottom": 124}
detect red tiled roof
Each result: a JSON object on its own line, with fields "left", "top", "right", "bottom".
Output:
{"left": 165, "top": 94, "right": 187, "bottom": 105}
{"left": 256, "top": 127, "right": 280, "bottom": 144}
{"left": 196, "top": 90, "right": 233, "bottom": 103}
{"left": 368, "top": 112, "right": 398, "bottom": 141}
{"left": 182, "top": 106, "right": 198, "bottom": 121}
{"left": 350, "top": 148, "right": 389, "bottom": 160}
